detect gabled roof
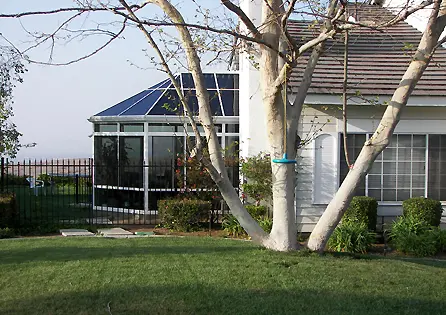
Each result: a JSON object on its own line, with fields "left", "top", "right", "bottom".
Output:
{"left": 288, "top": 4, "right": 446, "bottom": 96}
{"left": 93, "top": 73, "right": 239, "bottom": 117}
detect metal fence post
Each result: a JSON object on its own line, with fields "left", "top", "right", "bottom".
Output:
{"left": 1, "top": 157, "right": 4, "bottom": 193}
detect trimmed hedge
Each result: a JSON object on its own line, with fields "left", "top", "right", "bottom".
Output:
{"left": 158, "top": 198, "right": 211, "bottom": 231}
{"left": 343, "top": 196, "right": 378, "bottom": 231}
{"left": 402, "top": 197, "right": 443, "bottom": 227}
{"left": 0, "top": 193, "right": 18, "bottom": 228}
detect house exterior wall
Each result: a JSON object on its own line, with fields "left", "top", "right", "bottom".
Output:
{"left": 296, "top": 104, "right": 446, "bottom": 232}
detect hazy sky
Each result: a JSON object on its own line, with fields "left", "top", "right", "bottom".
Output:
{"left": 0, "top": 0, "right": 229, "bottom": 160}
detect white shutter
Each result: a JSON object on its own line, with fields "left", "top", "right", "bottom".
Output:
{"left": 313, "top": 133, "right": 338, "bottom": 204}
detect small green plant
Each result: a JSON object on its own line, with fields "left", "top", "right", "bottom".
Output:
{"left": 240, "top": 153, "right": 272, "bottom": 205}
{"left": 343, "top": 196, "right": 378, "bottom": 231}
{"left": 158, "top": 198, "right": 211, "bottom": 232}
{"left": 402, "top": 197, "right": 443, "bottom": 227}
{"left": 0, "top": 192, "right": 18, "bottom": 228}
{"left": 0, "top": 227, "right": 15, "bottom": 238}
{"left": 328, "top": 221, "right": 376, "bottom": 254}
{"left": 258, "top": 217, "right": 273, "bottom": 233}
{"left": 389, "top": 216, "right": 444, "bottom": 257}
{"left": 222, "top": 214, "right": 246, "bottom": 238}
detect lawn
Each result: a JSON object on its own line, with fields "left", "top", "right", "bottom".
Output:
{"left": 0, "top": 237, "right": 445, "bottom": 315}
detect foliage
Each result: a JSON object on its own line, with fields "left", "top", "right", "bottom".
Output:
{"left": 245, "top": 205, "right": 267, "bottom": 219}
{"left": 0, "top": 227, "right": 15, "bottom": 238}
{"left": 402, "top": 197, "right": 443, "bottom": 227}
{"left": 222, "top": 214, "right": 246, "bottom": 238}
{"left": 223, "top": 210, "right": 272, "bottom": 237}
{"left": 240, "top": 153, "right": 272, "bottom": 205}
{"left": 0, "top": 192, "right": 18, "bottom": 228}
{"left": 257, "top": 217, "right": 273, "bottom": 233}
{"left": 327, "top": 221, "right": 376, "bottom": 254}
{"left": 158, "top": 198, "right": 211, "bottom": 231}
{"left": 343, "top": 196, "right": 378, "bottom": 231}
{"left": 174, "top": 146, "right": 238, "bottom": 202}
{"left": 0, "top": 47, "right": 28, "bottom": 158}
{"left": 3, "top": 174, "right": 28, "bottom": 186}
{"left": 389, "top": 216, "right": 444, "bottom": 257}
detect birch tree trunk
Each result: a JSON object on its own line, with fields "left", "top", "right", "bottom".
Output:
{"left": 307, "top": 0, "right": 446, "bottom": 252}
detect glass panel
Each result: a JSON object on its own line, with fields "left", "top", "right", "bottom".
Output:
{"left": 398, "top": 162, "right": 411, "bottom": 174}
{"left": 412, "top": 148, "right": 425, "bottom": 161}
{"left": 95, "top": 124, "right": 117, "bottom": 132}
{"left": 368, "top": 189, "right": 381, "bottom": 200}
{"left": 412, "top": 135, "right": 426, "bottom": 147}
{"left": 388, "top": 135, "right": 398, "bottom": 147}
{"left": 368, "top": 175, "right": 381, "bottom": 188}
{"left": 150, "top": 89, "right": 182, "bottom": 115}
{"left": 225, "top": 136, "right": 240, "bottom": 187}
{"left": 369, "top": 162, "right": 382, "bottom": 175}
{"left": 397, "top": 175, "right": 411, "bottom": 188}
{"left": 412, "top": 175, "right": 425, "bottom": 189}
{"left": 94, "top": 136, "right": 118, "bottom": 186}
{"left": 397, "top": 135, "right": 412, "bottom": 147}
{"left": 94, "top": 189, "right": 144, "bottom": 210}
{"left": 383, "top": 189, "right": 396, "bottom": 201}
{"left": 412, "top": 162, "right": 425, "bottom": 174}
{"left": 186, "top": 125, "right": 206, "bottom": 133}
{"left": 220, "top": 90, "right": 239, "bottom": 116}
{"left": 383, "top": 162, "right": 397, "bottom": 174}
{"left": 120, "top": 124, "right": 144, "bottom": 132}
{"left": 383, "top": 148, "right": 397, "bottom": 160}
{"left": 149, "top": 136, "right": 184, "bottom": 188}
{"left": 217, "top": 74, "right": 236, "bottom": 90}
{"left": 398, "top": 148, "right": 411, "bottom": 161}
{"left": 181, "top": 73, "right": 216, "bottom": 89}
{"left": 147, "top": 123, "right": 182, "bottom": 132}
{"left": 412, "top": 189, "right": 425, "bottom": 198}
{"left": 383, "top": 175, "right": 396, "bottom": 188}
{"left": 124, "top": 89, "right": 164, "bottom": 115}
{"left": 397, "top": 189, "right": 411, "bottom": 201}
{"left": 119, "top": 137, "right": 143, "bottom": 188}
{"left": 227, "top": 124, "right": 239, "bottom": 133}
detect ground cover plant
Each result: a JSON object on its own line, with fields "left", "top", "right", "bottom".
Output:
{"left": 1, "top": 237, "right": 446, "bottom": 315}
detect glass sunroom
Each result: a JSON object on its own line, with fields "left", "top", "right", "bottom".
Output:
{"left": 89, "top": 73, "right": 239, "bottom": 220}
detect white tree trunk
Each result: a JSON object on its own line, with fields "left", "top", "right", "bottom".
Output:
{"left": 307, "top": 0, "right": 446, "bottom": 252}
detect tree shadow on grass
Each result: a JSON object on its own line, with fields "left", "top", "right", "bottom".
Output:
{"left": 0, "top": 238, "right": 256, "bottom": 265}
{"left": 1, "top": 284, "right": 445, "bottom": 315}
{"left": 327, "top": 251, "right": 446, "bottom": 269}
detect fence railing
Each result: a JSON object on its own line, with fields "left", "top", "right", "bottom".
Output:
{"left": 0, "top": 158, "right": 232, "bottom": 227}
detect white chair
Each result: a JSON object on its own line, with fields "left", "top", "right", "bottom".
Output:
{"left": 26, "top": 177, "right": 45, "bottom": 196}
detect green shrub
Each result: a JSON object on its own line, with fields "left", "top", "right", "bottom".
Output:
{"left": 222, "top": 214, "right": 246, "bottom": 238}
{"left": 343, "top": 196, "right": 378, "bottom": 231}
{"left": 258, "top": 217, "right": 273, "bottom": 233}
{"left": 0, "top": 227, "right": 15, "bottom": 238}
{"left": 0, "top": 193, "right": 18, "bottom": 228}
{"left": 328, "top": 221, "right": 376, "bottom": 254}
{"left": 402, "top": 197, "right": 443, "bottom": 227}
{"left": 245, "top": 205, "right": 267, "bottom": 219}
{"left": 158, "top": 198, "right": 211, "bottom": 232}
{"left": 222, "top": 210, "right": 272, "bottom": 237}
{"left": 389, "top": 216, "right": 444, "bottom": 257}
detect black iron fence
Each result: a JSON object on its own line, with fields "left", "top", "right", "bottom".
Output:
{"left": 0, "top": 158, "right": 231, "bottom": 227}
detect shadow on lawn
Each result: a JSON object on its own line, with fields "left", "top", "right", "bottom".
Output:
{"left": 1, "top": 283, "right": 446, "bottom": 315}
{"left": 0, "top": 239, "right": 255, "bottom": 265}
{"left": 328, "top": 252, "right": 446, "bottom": 269}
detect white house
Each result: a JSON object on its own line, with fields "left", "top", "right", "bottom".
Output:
{"left": 90, "top": 1, "right": 446, "bottom": 230}
{"left": 238, "top": 0, "right": 446, "bottom": 231}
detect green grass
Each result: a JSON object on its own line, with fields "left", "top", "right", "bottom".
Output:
{"left": 0, "top": 237, "right": 445, "bottom": 315}
{"left": 8, "top": 185, "right": 92, "bottom": 224}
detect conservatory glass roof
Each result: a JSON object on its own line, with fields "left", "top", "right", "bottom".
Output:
{"left": 94, "top": 73, "right": 239, "bottom": 117}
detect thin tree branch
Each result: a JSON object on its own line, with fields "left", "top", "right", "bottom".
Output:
{"left": 220, "top": 0, "right": 262, "bottom": 40}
